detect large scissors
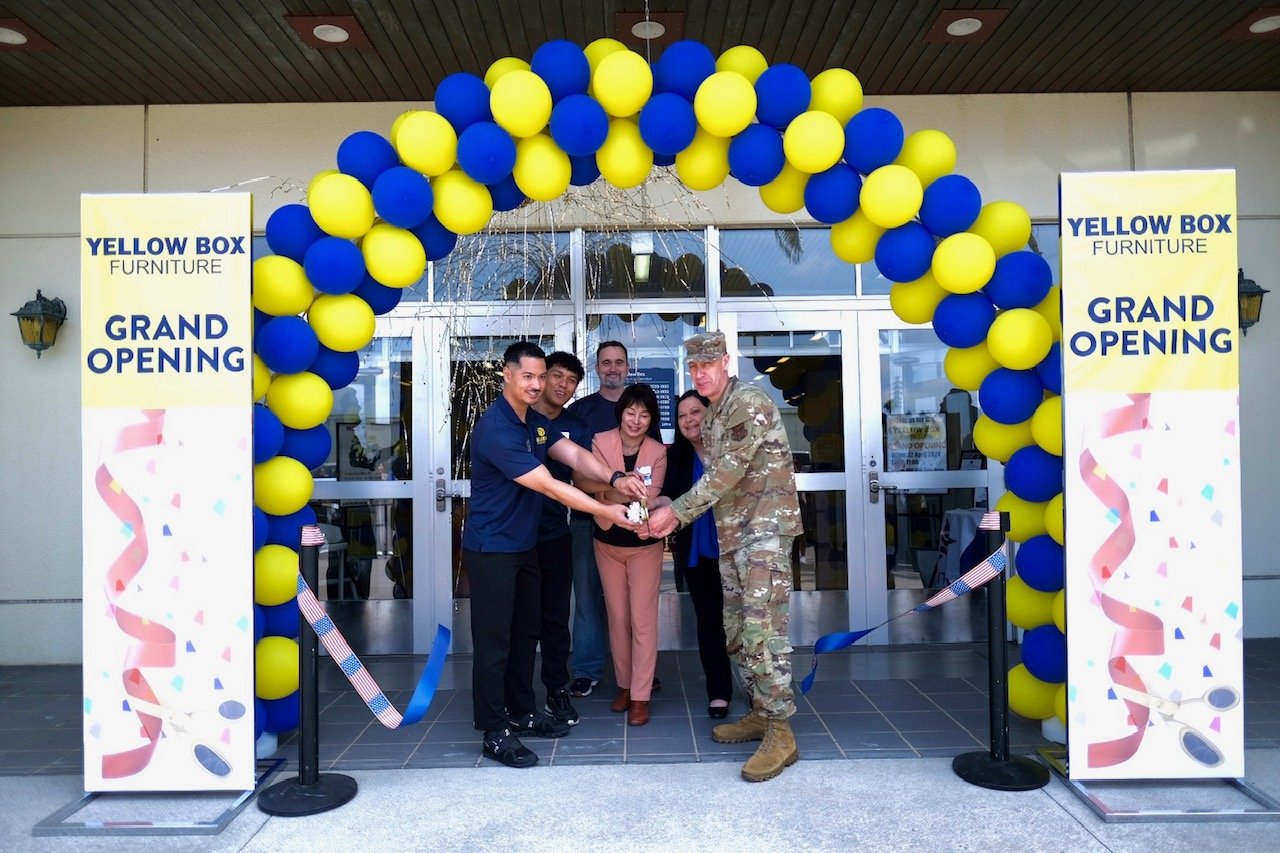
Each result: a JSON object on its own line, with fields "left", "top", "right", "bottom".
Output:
{"left": 1111, "top": 683, "right": 1240, "bottom": 768}
{"left": 126, "top": 698, "right": 246, "bottom": 777}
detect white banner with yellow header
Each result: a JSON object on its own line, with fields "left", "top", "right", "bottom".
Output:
{"left": 1061, "top": 170, "right": 1242, "bottom": 780}
{"left": 81, "top": 193, "right": 254, "bottom": 791}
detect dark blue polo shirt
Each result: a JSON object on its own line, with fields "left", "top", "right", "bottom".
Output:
{"left": 462, "top": 395, "right": 562, "bottom": 553}
{"left": 538, "top": 407, "right": 590, "bottom": 542}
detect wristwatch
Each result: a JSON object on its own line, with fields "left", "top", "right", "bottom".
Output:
{"left": 609, "top": 470, "right": 625, "bottom": 487}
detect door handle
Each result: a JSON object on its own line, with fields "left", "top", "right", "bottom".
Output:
{"left": 869, "top": 471, "right": 880, "bottom": 504}
{"left": 435, "top": 478, "right": 448, "bottom": 512}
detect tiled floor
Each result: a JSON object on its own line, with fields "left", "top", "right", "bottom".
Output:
{"left": 6, "top": 638, "right": 1280, "bottom": 775}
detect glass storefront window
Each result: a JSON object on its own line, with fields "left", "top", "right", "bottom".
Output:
{"left": 719, "top": 228, "right": 855, "bottom": 297}
{"left": 311, "top": 337, "right": 412, "bottom": 481}
{"left": 585, "top": 229, "right": 706, "bottom": 299}
{"left": 434, "top": 231, "right": 570, "bottom": 302}
{"left": 879, "top": 328, "right": 981, "bottom": 473}
{"left": 310, "top": 497, "right": 414, "bottom": 600}
{"left": 736, "top": 329, "right": 843, "bottom": 470}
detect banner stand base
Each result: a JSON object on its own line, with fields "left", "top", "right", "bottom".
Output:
{"left": 257, "top": 772, "right": 358, "bottom": 817}
{"left": 32, "top": 758, "right": 283, "bottom": 837}
{"left": 952, "top": 751, "right": 1050, "bottom": 791}
{"left": 1039, "top": 747, "right": 1280, "bottom": 823}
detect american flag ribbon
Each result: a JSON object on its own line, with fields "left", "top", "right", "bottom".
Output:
{"left": 800, "top": 512, "right": 1006, "bottom": 693}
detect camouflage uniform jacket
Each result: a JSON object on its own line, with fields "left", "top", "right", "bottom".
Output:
{"left": 670, "top": 376, "right": 802, "bottom": 552}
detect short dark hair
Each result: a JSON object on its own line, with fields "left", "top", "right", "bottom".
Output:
{"left": 596, "top": 340, "right": 628, "bottom": 361}
{"left": 503, "top": 340, "right": 546, "bottom": 366}
{"left": 615, "top": 383, "right": 660, "bottom": 426}
{"left": 545, "top": 350, "right": 585, "bottom": 381}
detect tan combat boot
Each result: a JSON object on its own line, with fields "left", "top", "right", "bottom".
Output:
{"left": 740, "top": 720, "right": 799, "bottom": 782}
{"left": 711, "top": 710, "right": 769, "bottom": 743}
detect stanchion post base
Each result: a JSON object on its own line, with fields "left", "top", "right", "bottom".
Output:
{"left": 952, "top": 751, "right": 1050, "bottom": 792}
{"left": 257, "top": 773, "right": 358, "bottom": 817}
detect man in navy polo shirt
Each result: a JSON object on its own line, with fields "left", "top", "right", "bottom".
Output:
{"left": 465, "top": 341, "right": 646, "bottom": 769}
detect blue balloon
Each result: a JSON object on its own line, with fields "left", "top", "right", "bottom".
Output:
{"left": 979, "top": 368, "right": 1044, "bottom": 425}
{"left": 1005, "top": 445, "right": 1064, "bottom": 503}
{"left": 265, "top": 505, "right": 317, "bottom": 549}
{"left": 263, "top": 693, "right": 301, "bottom": 734}
{"left": 919, "top": 174, "right": 982, "bottom": 237}
{"left": 433, "top": 72, "right": 492, "bottom": 132}
{"left": 1016, "top": 534, "right": 1065, "bottom": 593}
{"left": 569, "top": 153, "right": 600, "bottom": 186}
{"left": 265, "top": 204, "right": 325, "bottom": 263}
{"left": 874, "top": 221, "right": 936, "bottom": 283}
{"left": 653, "top": 40, "right": 716, "bottom": 101}
{"left": 1037, "top": 341, "right": 1062, "bottom": 395}
{"left": 253, "top": 605, "right": 265, "bottom": 643}
{"left": 410, "top": 215, "right": 458, "bottom": 262}
{"left": 254, "top": 697, "right": 267, "bottom": 739}
{"left": 843, "top": 107, "right": 904, "bottom": 175}
{"left": 371, "top": 166, "right": 434, "bottom": 229}
{"left": 253, "top": 507, "right": 269, "bottom": 552}
{"left": 303, "top": 236, "right": 364, "bottom": 295}
{"left": 309, "top": 345, "right": 360, "bottom": 390}
{"left": 261, "top": 600, "right": 301, "bottom": 639}
{"left": 531, "top": 39, "right": 590, "bottom": 101}
{"left": 654, "top": 152, "right": 676, "bottom": 167}
{"left": 253, "top": 308, "right": 272, "bottom": 337}
{"left": 986, "top": 250, "right": 1053, "bottom": 310}
{"left": 549, "top": 94, "right": 610, "bottom": 157}
{"left": 256, "top": 315, "right": 320, "bottom": 375}
{"left": 488, "top": 174, "right": 527, "bottom": 211}
{"left": 638, "top": 93, "right": 697, "bottom": 156}
{"left": 457, "top": 122, "right": 517, "bottom": 185}
{"left": 353, "top": 274, "right": 404, "bottom": 315}
{"left": 933, "top": 292, "right": 996, "bottom": 348}
{"left": 279, "top": 424, "right": 333, "bottom": 471}
{"left": 729, "top": 124, "right": 785, "bottom": 186}
{"left": 754, "top": 63, "right": 810, "bottom": 129}
{"left": 1021, "top": 624, "right": 1067, "bottom": 684}
{"left": 803, "top": 163, "right": 862, "bottom": 224}
{"left": 336, "top": 130, "right": 399, "bottom": 189}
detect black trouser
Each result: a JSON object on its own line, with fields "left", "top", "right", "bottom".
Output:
{"left": 536, "top": 533, "right": 573, "bottom": 692}
{"left": 685, "top": 556, "right": 734, "bottom": 702}
{"left": 465, "top": 547, "right": 540, "bottom": 732}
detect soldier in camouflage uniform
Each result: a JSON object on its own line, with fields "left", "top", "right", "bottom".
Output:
{"left": 648, "top": 330, "right": 803, "bottom": 782}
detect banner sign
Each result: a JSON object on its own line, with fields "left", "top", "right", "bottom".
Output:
{"left": 1061, "top": 171, "right": 1242, "bottom": 780}
{"left": 81, "top": 194, "right": 254, "bottom": 791}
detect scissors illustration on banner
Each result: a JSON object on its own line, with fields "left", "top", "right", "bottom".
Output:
{"left": 125, "top": 698, "right": 246, "bottom": 778}
{"left": 1110, "top": 683, "right": 1240, "bottom": 768}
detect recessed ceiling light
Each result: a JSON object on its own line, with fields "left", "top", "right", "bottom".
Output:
{"left": 631, "top": 20, "right": 666, "bottom": 40}
{"left": 286, "top": 15, "right": 370, "bottom": 49}
{"left": 312, "top": 24, "right": 351, "bottom": 44}
{"left": 1249, "top": 14, "right": 1280, "bottom": 34}
{"left": 0, "top": 17, "right": 53, "bottom": 50}
{"left": 1226, "top": 6, "right": 1280, "bottom": 39}
{"left": 614, "top": 11, "right": 683, "bottom": 50}
{"left": 0, "top": 27, "right": 28, "bottom": 46}
{"left": 925, "top": 9, "right": 1007, "bottom": 43}
{"left": 945, "top": 17, "right": 984, "bottom": 37}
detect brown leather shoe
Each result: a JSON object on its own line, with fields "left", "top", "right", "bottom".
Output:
{"left": 627, "top": 700, "right": 649, "bottom": 726}
{"left": 610, "top": 689, "right": 631, "bottom": 713}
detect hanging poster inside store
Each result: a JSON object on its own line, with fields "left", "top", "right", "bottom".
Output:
{"left": 886, "top": 413, "right": 947, "bottom": 472}
{"left": 1061, "top": 170, "right": 1242, "bottom": 780}
{"left": 81, "top": 193, "right": 254, "bottom": 791}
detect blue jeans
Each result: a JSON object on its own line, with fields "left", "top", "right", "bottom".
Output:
{"left": 569, "top": 516, "right": 606, "bottom": 680}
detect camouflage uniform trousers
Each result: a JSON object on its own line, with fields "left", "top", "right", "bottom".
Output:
{"left": 719, "top": 535, "right": 795, "bottom": 720}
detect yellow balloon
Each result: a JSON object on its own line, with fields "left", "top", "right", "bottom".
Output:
{"left": 1054, "top": 682, "right": 1067, "bottom": 726}
{"left": 830, "top": 209, "right": 884, "bottom": 264}
{"left": 1007, "top": 577, "right": 1056, "bottom": 631}
{"left": 944, "top": 342, "right": 999, "bottom": 392}
{"left": 584, "top": 38, "right": 627, "bottom": 74}
{"left": 254, "top": 544, "right": 300, "bottom": 605}
{"left": 490, "top": 69, "right": 552, "bottom": 138}
{"left": 1008, "top": 662, "right": 1057, "bottom": 720}
{"left": 484, "top": 56, "right": 530, "bottom": 89}
{"left": 395, "top": 111, "right": 458, "bottom": 177}
{"left": 759, "top": 162, "right": 808, "bottom": 214}
{"left": 308, "top": 293, "right": 375, "bottom": 353}
{"left": 972, "top": 201, "right": 1032, "bottom": 257}
{"left": 716, "top": 45, "right": 768, "bottom": 83}
{"left": 675, "top": 128, "right": 731, "bottom": 191}
{"left": 895, "top": 129, "right": 956, "bottom": 188}
{"left": 266, "top": 371, "right": 333, "bottom": 430}
{"left": 782, "top": 111, "right": 844, "bottom": 173}
{"left": 997, "top": 491, "right": 1048, "bottom": 542}
{"left": 889, "top": 272, "right": 947, "bottom": 325}
{"left": 809, "top": 68, "right": 863, "bottom": 124}
{"left": 593, "top": 50, "right": 652, "bottom": 118}
{"left": 1031, "top": 396, "right": 1063, "bottom": 457}
{"left": 1052, "top": 589, "right": 1066, "bottom": 634}
{"left": 389, "top": 110, "right": 414, "bottom": 148}
{"left": 860, "top": 165, "right": 923, "bottom": 229}
{"left": 932, "top": 232, "right": 996, "bottom": 294}
{"left": 253, "top": 457, "right": 314, "bottom": 518}
{"left": 596, "top": 118, "right": 652, "bottom": 189}
{"left": 1045, "top": 493, "right": 1064, "bottom": 545}
{"left": 973, "top": 415, "right": 1034, "bottom": 463}
{"left": 988, "top": 308, "right": 1053, "bottom": 370}
{"left": 255, "top": 636, "right": 300, "bottom": 700}
{"left": 252, "top": 354, "right": 271, "bottom": 402}
{"left": 694, "top": 71, "right": 757, "bottom": 138}
{"left": 309, "top": 173, "right": 375, "bottom": 240}
{"left": 362, "top": 223, "right": 426, "bottom": 288}
{"left": 513, "top": 134, "right": 572, "bottom": 201}
{"left": 432, "top": 169, "right": 493, "bottom": 235}
{"left": 253, "top": 256, "right": 314, "bottom": 317}
{"left": 1035, "top": 284, "right": 1062, "bottom": 342}
{"left": 307, "top": 169, "right": 338, "bottom": 197}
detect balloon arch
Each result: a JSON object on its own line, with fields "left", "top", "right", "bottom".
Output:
{"left": 247, "top": 39, "right": 1067, "bottom": 739}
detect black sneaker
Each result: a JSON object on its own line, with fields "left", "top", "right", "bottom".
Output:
{"left": 508, "top": 711, "right": 571, "bottom": 738}
{"left": 569, "top": 676, "right": 600, "bottom": 698}
{"left": 545, "top": 689, "right": 580, "bottom": 726}
{"left": 482, "top": 728, "right": 537, "bottom": 768}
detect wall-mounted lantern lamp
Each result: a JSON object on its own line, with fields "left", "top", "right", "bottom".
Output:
{"left": 1238, "top": 268, "right": 1268, "bottom": 336}
{"left": 11, "top": 289, "right": 67, "bottom": 357}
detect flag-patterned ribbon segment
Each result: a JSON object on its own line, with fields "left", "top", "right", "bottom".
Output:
{"left": 800, "top": 511, "right": 1006, "bottom": 693}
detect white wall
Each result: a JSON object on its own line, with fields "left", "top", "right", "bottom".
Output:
{"left": 1, "top": 91, "right": 1277, "bottom": 663}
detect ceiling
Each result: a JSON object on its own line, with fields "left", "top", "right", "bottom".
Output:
{"left": 1, "top": 1, "right": 1278, "bottom": 107}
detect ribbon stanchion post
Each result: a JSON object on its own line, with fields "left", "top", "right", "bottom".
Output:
{"left": 258, "top": 525, "right": 358, "bottom": 816}
{"left": 952, "top": 512, "right": 1050, "bottom": 791}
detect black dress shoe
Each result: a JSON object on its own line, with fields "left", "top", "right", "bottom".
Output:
{"left": 482, "top": 728, "right": 538, "bottom": 768}
{"left": 708, "top": 702, "right": 730, "bottom": 720}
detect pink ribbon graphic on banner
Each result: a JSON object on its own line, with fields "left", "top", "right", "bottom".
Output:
{"left": 1078, "top": 393, "right": 1166, "bottom": 768}
{"left": 94, "top": 409, "right": 177, "bottom": 779}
